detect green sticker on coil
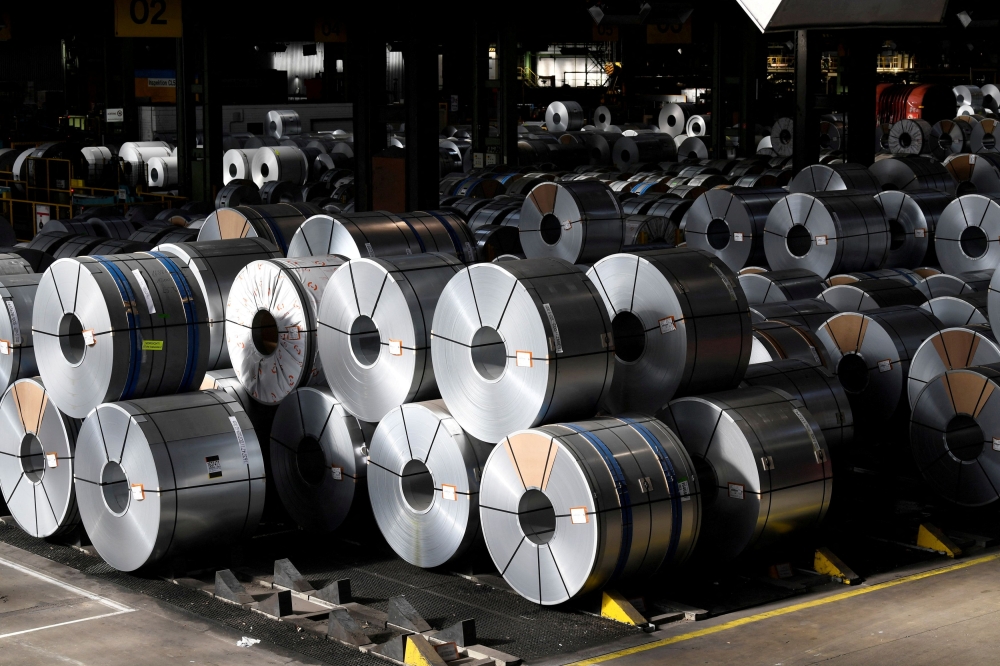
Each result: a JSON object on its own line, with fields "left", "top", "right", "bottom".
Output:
{"left": 142, "top": 340, "right": 164, "bottom": 351}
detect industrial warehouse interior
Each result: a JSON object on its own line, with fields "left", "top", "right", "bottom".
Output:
{"left": 6, "top": 1, "right": 1000, "bottom": 664}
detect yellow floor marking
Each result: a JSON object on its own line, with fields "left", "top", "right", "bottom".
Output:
{"left": 565, "top": 552, "right": 1000, "bottom": 665}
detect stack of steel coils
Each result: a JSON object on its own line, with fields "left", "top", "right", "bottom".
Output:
{"left": 738, "top": 268, "right": 825, "bottom": 304}
{"left": 519, "top": 181, "right": 624, "bottom": 263}
{"left": 223, "top": 149, "right": 256, "bottom": 185}
{"left": 681, "top": 187, "right": 787, "bottom": 271}
{"left": 198, "top": 203, "right": 322, "bottom": 255}
{"left": 818, "top": 278, "right": 927, "bottom": 312}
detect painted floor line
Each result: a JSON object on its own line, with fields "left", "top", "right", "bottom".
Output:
{"left": 0, "top": 610, "right": 134, "bottom": 639}
{"left": 564, "top": 552, "right": 1000, "bottom": 666}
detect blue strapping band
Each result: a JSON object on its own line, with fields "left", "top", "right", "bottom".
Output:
{"left": 398, "top": 216, "right": 428, "bottom": 253}
{"left": 92, "top": 256, "right": 141, "bottom": 399}
{"left": 425, "top": 210, "right": 470, "bottom": 262}
{"left": 148, "top": 252, "right": 201, "bottom": 391}
{"left": 256, "top": 209, "right": 289, "bottom": 255}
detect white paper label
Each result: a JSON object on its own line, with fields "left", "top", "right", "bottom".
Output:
{"left": 285, "top": 326, "right": 300, "bottom": 341}
{"left": 388, "top": 339, "right": 402, "bottom": 356}
{"left": 82, "top": 329, "right": 96, "bottom": 346}
{"left": 562, "top": 220, "right": 573, "bottom": 231}
{"left": 5, "top": 300, "right": 20, "bottom": 345}
{"left": 516, "top": 350, "right": 532, "bottom": 368}
{"left": 816, "top": 235, "right": 828, "bottom": 246}
{"left": 206, "top": 458, "right": 223, "bottom": 475}
{"left": 915, "top": 228, "right": 926, "bottom": 238}
{"left": 678, "top": 479, "right": 690, "bottom": 501}
{"left": 0, "top": 340, "right": 9, "bottom": 355}
{"left": 229, "top": 416, "right": 249, "bottom": 463}
{"left": 638, "top": 476, "right": 652, "bottom": 493}
{"left": 708, "top": 262, "right": 737, "bottom": 301}
{"left": 442, "top": 484, "right": 457, "bottom": 501}
{"left": 970, "top": 154, "right": 978, "bottom": 164}
{"left": 728, "top": 482, "right": 744, "bottom": 500}
{"left": 733, "top": 232, "right": 744, "bottom": 242}
{"left": 542, "top": 303, "right": 563, "bottom": 353}
{"left": 570, "top": 507, "right": 588, "bottom": 524}
{"left": 365, "top": 242, "right": 375, "bottom": 257}
{"left": 331, "top": 466, "right": 342, "bottom": 481}
{"left": 658, "top": 316, "right": 676, "bottom": 334}
{"left": 435, "top": 643, "right": 460, "bottom": 662}
{"left": 792, "top": 408, "right": 822, "bottom": 453}
{"left": 993, "top": 438, "right": 1000, "bottom": 452}
{"left": 45, "top": 452, "right": 58, "bottom": 468}
{"left": 132, "top": 269, "right": 156, "bottom": 314}
{"left": 878, "top": 359, "right": 892, "bottom": 373}
{"left": 131, "top": 484, "right": 145, "bottom": 500}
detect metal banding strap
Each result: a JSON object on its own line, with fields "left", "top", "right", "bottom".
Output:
{"left": 619, "top": 417, "right": 683, "bottom": 563}
{"left": 451, "top": 177, "right": 473, "bottom": 195}
{"left": 563, "top": 423, "right": 633, "bottom": 581}
{"left": 92, "top": 256, "right": 141, "bottom": 400}
{"left": 255, "top": 209, "right": 289, "bottom": 255}
{"left": 148, "top": 252, "right": 201, "bottom": 391}
{"left": 398, "top": 216, "right": 428, "bottom": 253}
{"left": 425, "top": 210, "right": 471, "bottom": 262}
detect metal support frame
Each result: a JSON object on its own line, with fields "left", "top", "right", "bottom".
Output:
{"left": 498, "top": 21, "right": 518, "bottom": 166}
{"left": 202, "top": 29, "right": 223, "bottom": 200}
{"left": 845, "top": 30, "right": 877, "bottom": 166}
{"left": 405, "top": 38, "right": 440, "bottom": 210}
{"left": 174, "top": 31, "right": 196, "bottom": 199}
{"left": 471, "top": 21, "right": 490, "bottom": 158}
{"left": 739, "top": 23, "right": 764, "bottom": 158}
{"left": 793, "top": 30, "right": 821, "bottom": 173}
{"left": 711, "top": 20, "right": 723, "bottom": 158}
{"left": 350, "top": 36, "right": 386, "bottom": 212}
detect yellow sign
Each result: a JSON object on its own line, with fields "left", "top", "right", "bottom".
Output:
{"left": 315, "top": 18, "right": 347, "bottom": 43}
{"left": 142, "top": 340, "right": 164, "bottom": 351}
{"left": 646, "top": 18, "right": 692, "bottom": 44}
{"left": 115, "top": 0, "right": 182, "bottom": 38}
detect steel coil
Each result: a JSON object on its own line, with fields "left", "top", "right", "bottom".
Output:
{"left": 749, "top": 298, "right": 840, "bottom": 330}
{"left": 685, "top": 114, "right": 710, "bottom": 137}
{"left": 226, "top": 255, "right": 345, "bottom": 405}
{"left": 677, "top": 136, "right": 709, "bottom": 161}
{"left": 907, "top": 324, "right": 1000, "bottom": 411}
{"left": 75, "top": 390, "right": 265, "bottom": 571}
{"left": 467, "top": 200, "right": 520, "bottom": 231}
{"left": 267, "top": 109, "right": 301, "bottom": 138}
{"left": 479, "top": 416, "right": 700, "bottom": 604}
{"left": 147, "top": 156, "right": 178, "bottom": 188}
{"left": 0, "top": 378, "right": 81, "bottom": 538}
{"left": 825, "top": 268, "right": 925, "bottom": 288}
{"left": 971, "top": 118, "right": 1000, "bottom": 154}
{"left": 369, "top": 400, "right": 491, "bottom": 567}
{"left": 0, "top": 275, "right": 40, "bottom": 393}
{"left": 919, "top": 270, "right": 993, "bottom": 299}
{"left": 954, "top": 85, "right": 984, "bottom": 111}
{"left": 869, "top": 157, "right": 957, "bottom": 197}
{"left": 658, "top": 103, "right": 695, "bottom": 137}
{"left": 586, "top": 248, "right": 751, "bottom": 413}
{"left": 50, "top": 236, "right": 102, "bottom": 259}
{"left": 931, "top": 120, "right": 966, "bottom": 160}
{"left": 545, "top": 101, "right": 585, "bottom": 133}
{"left": 888, "top": 119, "right": 934, "bottom": 154}
{"left": 873, "top": 189, "right": 953, "bottom": 268}
{"left": 935, "top": 194, "right": 1000, "bottom": 274}
{"left": 788, "top": 163, "right": 881, "bottom": 194}
{"left": 223, "top": 149, "right": 255, "bottom": 185}
{"left": 770, "top": 117, "right": 794, "bottom": 157}
{"left": 614, "top": 135, "right": 677, "bottom": 170}
{"left": 593, "top": 106, "right": 613, "bottom": 131}
{"left": 658, "top": 387, "right": 832, "bottom": 560}
{"left": 583, "top": 132, "right": 625, "bottom": 165}
{"left": 944, "top": 153, "right": 1000, "bottom": 195}
{"left": 118, "top": 142, "right": 172, "bottom": 187}
{"left": 251, "top": 145, "right": 309, "bottom": 188}
{"left": 623, "top": 214, "right": 683, "bottom": 247}
{"left": 818, "top": 278, "right": 927, "bottom": 311}
{"left": 681, "top": 186, "right": 785, "bottom": 271}
{"left": 474, "top": 225, "right": 522, "bottom": 261}
{"left": 198, "top": 203, "right": 321, "bottom": 255}
{"left": 738, "top": 268, "right": 825, "bottom": 304}
{"left": 920, "top": 293, "right": 989, "bottom": 327}
{"left": 215, "top": 181, "right": 261, "bottom": 209}
{"left": 0, "top": 252, "right": 35, "bottom": 275}
{"left": 750, "top": 319, "right": 829, "bottom": 368}
{"left": 518, "top": 181, "right": 624, "bottom": 263}
{"left": 431, "top": 258, "right": 613, "bottom": 443}
{"left": 819, "top": 121, "right": 843, "bottom": 152}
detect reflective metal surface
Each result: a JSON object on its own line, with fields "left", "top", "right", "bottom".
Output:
{"left": 874, "top": 189, "right": 954, "bottom": 268}
{"left": 907, "top": 325, "right": 1000, "bottom": 410}
{"left": 935, "top": 194, "right": 1000, "bottom": 274}
{"left": 0, "top": 274, "right": 40, "bottom": 393}
{"left": 918, "top": 270, "right": 993, "bottom": 298}
{"left": 750, "top": 320, "right": 829, "bottom": 368}
{"left": 788, "top": 164, "right": 881, "bottom": 194}
{"left": 818, "top": 279, "right": 927, "bottom": 311}
{"left": 749, "top": 298, "right": 839, "bottom": 330}
{"left": 738, "top": 268, "right": 825, "bottom": 304}
{"left": 920, "top": 293, "right": 989, "bottom": 327}
{"left": 682, "top": 186, "right": 787, "bottom": 271}
{"left": 519, "top": 181, "right": 624, "bottom": 263}
{"left": 223, "top": 149, "right": 255, "bottom": 185}
{"left": 546, "top": 101, "right": 585, "bottom": 133}
{"left": 198, "top": 203, "right": 322, "bottom": 256}
{"left": 266, "top": 110, "right": 301, "bottom": 139}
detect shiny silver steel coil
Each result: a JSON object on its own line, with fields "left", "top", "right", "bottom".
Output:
{"left": 519, "top": 181, "right": 624, "bottom": 263}
{"left": 763, "top": 191, "right": 889, "bottom": 278}
{"left": 888, "top": 119, "right": 934, "bottom": 154}
{"left": 81, "top": 146, "right": 113, "bottom": 182}
{"left": 659, "top": 103, "right": 697, "bottom": 137}
{"left": 223, "top": 149, "right": 255, "bottom": 185}
{"left": 153, "top": 239, "right": 282, "bottom": 370}
{"left": 51, "top": 236, "right": 102, "bottom": 259}
{"left": 467, "top": 200, "right": 521, "bottom": 231}
{"left": 398, "top": 211, "right": 477, "bottom": 263}
{"left": 267, "top": 109, "right": 301, "bottom": 139}
{"left": 583, "top": 132, "right": 624, "bottom": 165}
{"left": 0, "top": 275, "right": 40, "bottom": 393}
{"left": 118, "top": 142, "right": 172, "bottom": 187}
{"left": 623, "top": 213, "right": 684, "bottom": 247}
{"left": 479, "top": 416, "right": 700, "bottom": 604}
{"left": 593, "top": 105, "right": 613, "bottom": 131}
{"left": 971, "top": 118, "right": 1000, "bottom": 154}
{"left": 989, "top": 266, "right": 1000, "bottom": 332}
{"left": 369, "top": 400, "right": 492, "bottom": 567}
{"left": 815, "top": 307, "right": 944, "bottom": 424}
{"left": 147, "top": 156, "right": 178, "bottom": 188}
{"left": 586, "top": 248, "right": 752, "bottom": 413}
{"left": 749, "top": 298, "right": 840, "bottom": 330}
{"left": 984, "top": 84, "right": 1000, "bottom": 113}
{"left": 75, "top": 390, "right": 265, "bottom": 571}
{"left": 907, "top": 325, "right": 1000, "bottom": 410}
{"left": 677, "top": 136, "right": 709, "bottom": 161}
{"left": 685, "top": 114, "right": 710, "bottom": 137}
{"left": 738, "top": 268, "right": 825, "bottom": 304}
{"left": 920, "top": 293, "right": 989, "bottom": 327}
{"left": 226, "top": 255, "right": 345, "bottom": 405}
{"left": 944, "top": 153, "right": 1000, "bottom": 194}
{"left": 935, "top": 194, "right": 1000, "bottom": 274}
{"left": 658, "top": 387, "right": 832, "bottom": 560}
{"left": 910, "top": 365, "right": 1000, "bottom": 506}
{"left": 750, "top": 319, "right": 829, "bottom": 368}
{"left": 198, "top": 203, "right": 321, "bottom": 255}
{"left": 614, "top": 135, "right": 677, "bottom": 170}
{"left": 954, "top": 85, "right": 984, "bottom": 111}
{"left": 287, "top": 211, "right": 471, "bottom": 261}
{"left": 251, "top": 145, "right": 309, "bottom": 188}
{"left": 818, "top": 279, "right": 927, "bottom": 312}
{"left": 874, "top": 189, "right": 953, "bottom": 268}
{"left": 0, "top": 378, "right": 81, "bottom": 538}
{"left": 931, "top": 120, "right": 967, "bottom": 160}
{"left": 545, "top": 101, "right": 585, "bottom": 133}
{"left": 788, "top": 163, "right": 881, "bottom": 194}
{"left": 33, "top": 254, "right": 210, "bottom": 419}
{"left": 431, "top": 258, "right": 613, "bottom": 443}
{"left": 742, "top": 359, "right": 853, "bottom": 456}
{"left": 918, "top": 270, "right": 993, "bottom": 298}
{"left": 770, "top": 117, "right": 794, "bottom": 157}
{"left": 681, "top": 186, "right": 786, "bottom": 271}
{"left": 869, "top": 157, "right": 957, "bottom": 196}
{"left": 270, "top": 385, "right": 372, "bottom": 531}
{"left": 318, "top": 254, "right": 462, "bottom": 422}
{"left": 0, "top": 253, "right": 33, "bottom": 275}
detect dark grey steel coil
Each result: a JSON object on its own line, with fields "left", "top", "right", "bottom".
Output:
{"left": 944, "top": 153, "right": 1000, "bottom": 195}
{"left": 197, "top": 203, "right": 322, "bottom": 255}
{"left": 888, "top": 119, "right": 934, "bottom": 155}
{"left": 788, "top": 163, "right": 881, "bottom": 194}
{"left": 474, "top": 224, "right": 522, "bottom": 261}
{"left": 907, "top": 325, "right": 1000, "bottom": 411}
{"left": 614, "top": 135, "right": 677, "bottom": 170}
{"left": 920, "top": 292, "right": 989, "bottom": 327}
{"left": 545, "top": 101, "right": 585, "bottom": 132}
{"left": 934, "top": 194, "right": 1000, "bottom": 275}
{"left": 869, "top": 156, "right": 957, "bottom": 196}
{"left": 519, "top": 181, "right": 624, "bottom": 263}
{"left": 738, "top": 268, "right": 825, "bottom": 304}
{"left": 750, "top": 319, "right": 829, "bottom": 369}
{"left": 818, "top": 278, "right": 927, "bottom": 312}
{"left": 770, "top": 117, "right": 794, "bottom": 157}
{"left": 681, "top": 186, "right": 787, "bottom": 271}
{"left": 0, "top": 275, "right": 40, "bottom": 393}
{"left": 989, "top": 266, "right": 1000, "bottom": 332}
{"left": 874, "top": 189, "right": 954, "bottom": 268}
{"left": 930, "top": 120, "right": 967, "bottom": 160}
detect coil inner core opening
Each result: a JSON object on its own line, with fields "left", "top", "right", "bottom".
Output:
{"left": 251, "top": 310, "right": 279, "bottom": 356}
{"left": 229, "top": 164, "right": 238, "bottom": 177}
{"left": 19, "top": 433, "right": 45, "bottom": 483}
{"left": 837, "top": 353, "right": 870, "bottom": 393}
{"left": 260, "top": 163, "right": 270, "bottom": 178}
{"left": 349, "top": 315, "right": 382, "bottom": 367}
{"left": 620, "top": 149, "right": 632, "bottom": 163}
{"left": 598, "top": 112, "right": 607, "bottom": 124}
{"left": 540, "top": 214, "right": 562, "bottom": 245}
{"left": 786, "top": 225, "right": 812, "bottom": 258}
{"left": 101, "top": 461, "right": 130, "bottom": 516}
{"left": 898, "top": 132, "right": 912, "bottom": 149}
{"left": 779, "top": 129, "right": 792, "bottom": 145}
{"left": 960, "top": 226, "right": 989, "bottom": 259}
{"left": 552, "top": 113, "right": 562, "bottom": 125}
{"left": 888, "top": 219, "right": 907, "bottom": 251}
{"left": 401, "top": 459, "right": 435, "bottom": 513}
{"left": 984, "top": 134, "right": 997, "bottom": 150}
{"left": 667, "top": 116, "right": 677, "bottom": 127}
{"left": 269, "top": 120, "right": 277, "bottom": 133}
{"left": 296, "top": 436, "right": 328, "bottom": 485}
{"left": 946, "top": 414, "right": 985, "bottom": 462}
{"left": 690, "top": 122, "right": 703, "bottom": 134}
{"left": 471, "top": 326, "right": 507, "bottom": 380}
{"left": 59, "top": 313, "right": 86, "bottom": 364}
{"left": 612, "top": 311, "right": 646, "bottom": 363}
{"left": 707, "top": 219, "right": 731, "bottom": 250}
{"left": 518, "top": 489, "right": 556, "bottom": 545}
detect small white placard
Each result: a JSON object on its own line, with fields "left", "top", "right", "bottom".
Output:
{"left": 993, "top": 438, "right": 1000, "bottom": 452}
{"left": 442, "top": 484, "right": 457, "bottom": 501}
{"left": 516, "top": 350, "right": 532, "bottom": 368}
{"left": 570, "top": 506, "right": 588, "bottom": 524}
{"left": 878, "top": 359, "right": 892, "bottom": 373}
{"left": 82, "top": 329, "right": 96, "bottom": 346}
{"left": 915, "top": 228, "right": 926, "bottom": 238}
{"left": 331, "top": 466, "right": 342, "bottom": 481}
{"left": 365, "top": 242, "right": 375, "bottom": 257}
{"left": 485, "top": 153, "right": 497, "bottom": 167}
{"left": 0, "top": 340, "right": 9, "bottom": 355}
{"left": 658, "top": 316, "right": 676, "bottom": 334}
{"left": 435, "top": 642, "right": 460, "bottom": 662}
{"left": 6, "top": 300, "right": 20, "bottom": 345}
{"left": 638, "top": 476, "right": 652, "bottom": 493}
{"left": 131, "top": 269, "right": 156, "bottom": 314}
{"left": 816, "top": 235, "right": 828, "bottom": 246}
{"left": 678, "top": 479, "right": 690, "bottom": 501}
{"left": 45, "top": 452, "right": 58, "bottom": 468}
{"left": 229, "top": 416, "right": 249, "bottom": 463}
{"left": 473, "top": 153, "right": 484, "bottom": 169}
{"left": 131, "top": 484, "right": 144, "bottom": 500}
{"left": 285, "top": 326, "right": 300, "bottom": 341}
{"left": 388, "top": 339, "right": 402, "bottom": 356}
{"left": 728, "top": 482, "right": 744, "bottom": 500}
{"left": 733, "top": 232, "right": 744, "bottom": 242}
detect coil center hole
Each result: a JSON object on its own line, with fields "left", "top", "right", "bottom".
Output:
{"left": 889, "top": 220, "right": 907, "bottom": 251}
{"left": 518, "top": 489, "right": 556, "bottom": 545}
{"left": 552, "top": 113, "right": 562, "bottom": 126}
{"left": 101, "top": 461, "right": 130, "bottom": 516}
{"left": 898, "top": 133, "right": 912, "bottom": 149}
{"left": 540, "top": 214, "right": 562, "bottom": 245}
{"left": 251, "top": 310, "right": 279, "bottom": 356}
{"left": 667, "top": 116, "right": 677, "bottom": 127}
{"left": 612, "top": 311, "right": 646, "bottom": 363}
{"left": 401, "top": 459, "right": 435, "bottom": 512}
{"left": 269, "top": 120, "right": 277, "bottom": 132}
{"left": 296, "top": 436, "right": 328, "bottom": 485}
{"left": 779, "top": 129, "right": 792, "bottom": 144}
{"left": 150, "top": 168, "right": 159, "bottom": 182}
{"left": 470, "top": 326, "right": 506, "bottom": 381}
{"left": 946, "top": 413, "right": 985, "bottom": 462}
{"left": 260, "top": 163, "right": 270, "bottom": 178}
{"left": 707, "top": 218, "right": 731, "bottom": 250}
{"left": 691, "top": 122, "right": 702, "bottom": 135}
{"left": 349, "top": 315, "right": 382, "bottom": 367}
{"left": 984, "top": 134, "right": 997, "bottom": 150}
{"left": 59, "top": 313, "right": 86, "bottom": 365}
{"left": 785, "top": 224, "right": 812, "bottom": 257}
{"left": 837, "top": 353, "right": 870, "bottom": 393}
{"left": 598, "top": 113, "right": 607, "bottom": 124}
{"left": 229, "top": 164, "right": 238, "bottom": 177}
{"left": 620, "top": 149, "right": 632, "bottom": 162}
{"left": 960, "top": 226, "right": 989, "bottom": 259}
{"left": 19, "top": 433, "right": 45, "bottom": 483}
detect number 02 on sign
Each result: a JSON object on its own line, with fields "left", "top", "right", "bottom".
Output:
{"left": 115, "top": 0, "right": 182, "bottom": 37}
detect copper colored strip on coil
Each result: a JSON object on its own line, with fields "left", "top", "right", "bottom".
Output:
{"left": 13, "top": 380, "right": 46, "bottom": 434}
{"left": 216, "top": 209, "right": 251, "bottom": 239}
{"left": 931, "top": 329, "right": 980, "bottom": 370}
{"left": 823, "top": 314, "right": 869, "bottom": 354}
{"left": 529, "top": 183, "right": 558, "bottom": 215}
{"left": 504, "top": 432, "right": 558, "bottom": 491}
{"left": 943, "top": 371, "right": 995, "bottom": 417}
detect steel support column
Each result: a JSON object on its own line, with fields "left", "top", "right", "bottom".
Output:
{"left": 498, "top": 21, "right": 518, "bottom": 166}
{"left": 845, "top": 31, "right": 878, "bottom": 166}
{"left": 405, "top": 38, "right": 441, "bottom": 210}
{"left": 350, "top": 36, "right": 386, "bottom": 212}
{"left": 202, "top": 30, "right": 223, "bottom": 200}
{"left": 471, "top": 21, "right": 491, "bottom": 159}
{"left": 793, "top": 30, "right": 821, "bottom": 173}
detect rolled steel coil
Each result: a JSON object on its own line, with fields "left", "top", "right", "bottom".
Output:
{"left": 621, "top": 193, "right": 672, "bottom": 216}
{"left": 0, "top": 275, "right": 40, "bottom": 395}
{"left": 593, "top": 106, "right": 613, "bottom": 131}
{"left": 749, "top": 298, "right": 839, "bottom": 330}
{"left": 147, "top": 156, "right": 178, "bottom": 189}
{"left": 518, "top": 181, "right": 624, "bottom": 263}
{"left": 931, "top": 120, "right": 967, "bottom": 160}
{"left": 0, "top": 378, "right": 81, "bottom": 538}
{"left": 81, "top": 146, "right": 114, "bottom": 184}
{"left": 984, "top": 84, "right": 1000, "bottom": 113}
{"left": 750, "top": 319, "right": 829, "bottom": 368}
{"left": 51, "top": 236, "right": 104, "bottom": 259}
{"left": 944, "top": 153, "right": 1000, "bottom": 195}
{"left": 613, "top": 135, "right": 677, "bottom": 170}
{"left": 118, "top": 141, "right": 172, "bottom": 186}
{"left": 369, "top": 400, "right": 491, "bottom": 567}
{"left": 198, "top": 203, "right": 321, "bottom": 255}
{"left": 398, "top": 211, "right": 477, "bottom": 263}
{"left": 658, "top": 103, "right": 697, "bottom": 137}
{"left": 681, "top": 186, "right": 786, "bottom": 271}
{"left": 738, "top": 268, "right": 825, "bottom": 304}
{"left": 270, "top": 385, "right": 372, "bottom": 531}
{"left": 819, "top": 122, "right": 843, "bottom": 152}
{"left": 251, "top": 145, "right": 309, "bottom": 189}
{"left": 223, "top": 149, "right": 255, "bottom": 185}
{"left": 75, "top": 390, "right": 265, "bottom": 571}
{"left": 226, "top": 255, "right": 344, "bottom": 405}
{"left": 935, "top": 194, "right": 1000, "bottom": 274}
{"left": 788, "top": 163, "right": 881, "bottom": 194}
{"left": 545, "top": 101, "right": 585, "bottom": 133}
{"left": 971, "top": 118, "right": 1000, "bottom": 154}
{"left": 920, "top": 292, "right": 989, "bottom": 327}
{"left": 215, "top": 181, "right": 262, "bottom": 209}
{"left": 685, "top": 114, "right": 710, "bottom": 137}
{"left": 910, "top": 364, "right": 1000, "bottom": 506}
{"left": 763, "top": 191, "right": 889, "bottom": 278}
{"left": 818, "top": 279, "right": 927, "bottom": 312}
{"left": 267, "top": 109, "right": 301, "bottom": 138}
{"left": 869, "top": 157, "right": 957, "bottom": 197}
{"left": 742, "top": 359, "right": 853, "bottom": 456}
{"left": 257, "top": 180, "right": 301, "bottom": 206}
{"left": 41, "top": 219, "right": 102, "bottom": 237}
{"left": 586, "top": 248, "right": 751, "bottom": 413}
{"left": 430, "top": 258, "right": 613, "bottom": 443}
{"left": 815, "top": 307, "right": 944, "bottom": 424}
{"left": 954, "top": 85, "right": 984, "bottom": 111}
{"left": 33, "top": 253, "right": 209, "bottom": 419}
{"left": 27, "top": 232, "right": 75, "bottom": 255}
{"left": 200, "top": 368, "right": 275, "bottom": 435}
{"left": 89, "top": 239, "right": 153, "bottom": 255}
{"left": 658, "top": 387, "right": 832, "bottom": 560}
{"left": 874, "top": 189, "right": 953, "bottom": 268}
{"left": 479, "top": 416, "right": 700, "bottom": 604}
{"left": 770, "top": 117, "right": 794, "bottom": 157}
{"left": 90, "top": 217, "right": 139, "bottom": 240}
{"left": 907, "top": 325, "right": 1000, "bottom": 411}
{"left": 583, "top": 132, "right": 624, "bottom": 165}
{"left": 156, "top": 226, "right": 199, "bottom": 244}
{"left": 0, "top": 252, "right": 35, "bottom": 275}
{"left": 826, "top": 268, "right": 925, "bottom": 288}
{"left": 919, "top": 270, "right": 993, "bottom": 299}
{"left": 676, "top": 136, "right": 709, "bottom": 161}
{"left": 318, "top": 254, "right": 462, "bottom": 422}
{"left": 467, "top": 200, "right": 520, "bottom": 231}
{"left": 623, "top": 214, "right": 683, "bottom": 247}
{"left": 888, "top": 119, "right": 934, "bottom": 154}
